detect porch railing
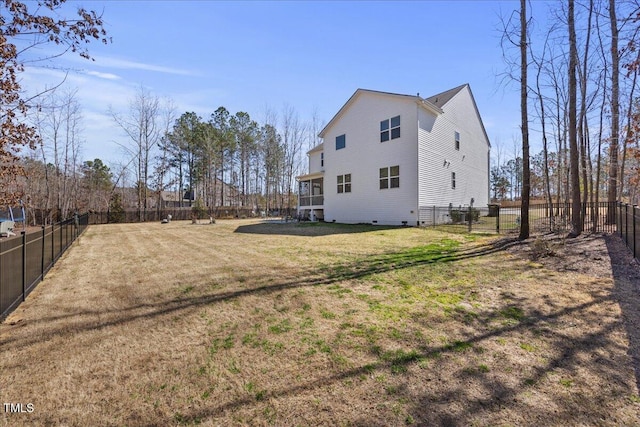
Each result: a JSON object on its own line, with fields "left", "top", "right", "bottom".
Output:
{"left": 299, "top": 195, "right": 324, "bottom": 207}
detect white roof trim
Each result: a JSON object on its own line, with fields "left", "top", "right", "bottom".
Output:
{"left": 318, "top": 88, "right": 443, "bottom": 138}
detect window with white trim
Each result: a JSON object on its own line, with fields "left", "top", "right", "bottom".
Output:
{"left": 321, "top": 152, "right": 324, "bottom": 167}
{"left": 451, "top": 172, "right": 456, "bottom": 189}
{"left": 380, "top": 166, "right": 400, "bottom": 189}
{"left": 455, "top": 131, "right": 460, "bottom": 150}
{"left": 380, "top": 115, "right": 400, "bottom": 142}
{"left": 337, "top": 174, "right": 351, "bottom": 193}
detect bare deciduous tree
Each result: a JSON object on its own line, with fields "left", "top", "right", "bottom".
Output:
{"left": 607, "top": 0, "right": 620, "bottom": 221}
{"left": 33, "top": 88, "right": 84, "bottom": 221}
{"left": 0, "top": 0, "right": 108, "bottom": 205}
{"left": 519, "top": 0, "right": 531, "bottom": 240}
{"left": 568, "top": 0, "right": 583, "bottom": 237}
{"left": 110, "top": 86, "right": 161, "bottom": 221}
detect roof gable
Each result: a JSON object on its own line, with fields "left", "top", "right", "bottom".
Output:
{"left": 426, "top": 84, "right": 467, "bottom": 108}
{"left": 434, "top": 84, "right": 491, "bottom": 148}
{"left": 318, "top": 89, "right": 442, "bottom": 139}
{"left": 314, "top": 84, "right": 490, "bottom": 148}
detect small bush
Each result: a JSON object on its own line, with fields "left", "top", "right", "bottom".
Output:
{"left": 192, "top": 198, "right": 207, "bottom": 220}
{"left": 530, "top": 237, "right": 556, "bottom": 260}
{"left": 450, "top": 208, "right": 480, "bottom": 223}
{"left": 108, "top": 193, "right": 125, "bottom": 223}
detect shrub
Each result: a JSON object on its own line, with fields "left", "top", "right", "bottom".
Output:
{"left": 108, "top": 193, "right": 125, "bottom": 223}
{"left": 192, "top": 198, "right": 207, "bottom": 220}
{"left": 450, "top": 208, "right": 480, "bottom": 223}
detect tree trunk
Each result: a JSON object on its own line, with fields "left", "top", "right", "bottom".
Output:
{"left": 568, "top": 0, "right": 582, "bottom": 237}
{"left": 620, "top": 50, "right": 639, "bottom": 200}
{"left": 607, "top": 0, "right": 619, "bottom": 220}
{"left": 519, "top": 0, "right": 530, "bottom": 240}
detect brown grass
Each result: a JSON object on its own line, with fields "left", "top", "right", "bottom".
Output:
{"left": 1, "top": 219, "right": 639, "bottom": 426}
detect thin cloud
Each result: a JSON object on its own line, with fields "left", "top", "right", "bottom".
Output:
{"left": 86, "top": 70, "right": 121, "bottom": 80}
{"left": 91, "top": 55, "right": 198, "bottom": 76}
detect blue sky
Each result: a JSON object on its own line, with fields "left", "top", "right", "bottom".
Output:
{"left": 21, "top": 0, "right": 556, "bottom": 165}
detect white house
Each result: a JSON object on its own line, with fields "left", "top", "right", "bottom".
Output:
{"left": 297, "top": 84, "right": 490, "bottom": 226}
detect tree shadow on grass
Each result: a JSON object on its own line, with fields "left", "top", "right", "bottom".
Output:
{"left": 233, "top": 221, "right": 403, "bottom": 237}
{"left": 0, "top": 237, "right": 521, "bottom": 350}
{"left": 140, "top": 293, "right": 620, "bottom": 426}
{"left": 5, "top": 235, "right": 638, "bottom": 425}
{"left": 409, "top": 300, "right": 630, "bottom": 425}
{"left": 606, "top": 234, "right": 640, "bottom": 392}
{"left": 142, "top": 235, "right": 637, "bottom": 426}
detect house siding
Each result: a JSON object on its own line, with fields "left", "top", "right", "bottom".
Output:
{"left": 298, "top": 85, "right": 490, "bottom": 226}
{"left": 322, "top": 92, "right": 419, "bottom": 225}
{"left": 418, "top": 86, "right": 489, "bottom": 210}
{"left": 309, "top": 150, "right": 323, "bottom": 174}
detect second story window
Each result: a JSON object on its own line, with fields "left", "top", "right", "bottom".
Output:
{"left": 336, "top": 134, "right": 346, "bottom": 150}
{"left": 380, "top": 115, "right": 401, "bottom": 142}
{"left": 321, "top": 152, "right": 324, "bottom": 167}
{"left": 455, "top": 131, "right": 460, "bottom": 150}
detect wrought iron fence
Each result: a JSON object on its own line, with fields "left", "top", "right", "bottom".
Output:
{"left": 617, "top": 202, "right": 639, "bottom": 261}
{"left": 88, "top": 207, "right": 298, "bottom": 224}
{"left": 0, "top": 213, "right": 89, "bottom": 319}
{"left": 418, "top": 202, "right": 618, "bottom": 235}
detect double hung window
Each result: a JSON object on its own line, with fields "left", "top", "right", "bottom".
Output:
{"left": 337, "top": 174, "right": 351, "bottom": 193}
{"left": 380, "top": 116, "right": 400, "bottom": 142}
{"left": 380, "top": 166, "right": 399, "bottom": 189}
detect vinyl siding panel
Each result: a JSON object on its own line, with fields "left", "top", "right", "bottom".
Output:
{"left": 418, "top": 86, "right": 489, "bottom": 209}
{"left": 322, "top": 92, "right": 419, "bottom": 225}
{"left": 309, "top": 150, "right": 323, "bottom": 174}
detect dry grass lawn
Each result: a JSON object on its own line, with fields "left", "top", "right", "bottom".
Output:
{"left": 1, "top": 219, "right": 639, "bottom": 426}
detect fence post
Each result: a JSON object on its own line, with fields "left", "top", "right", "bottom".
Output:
{"left": 624, "top": 202, "right": 630, "bottom": 250}
{"left": 432, "top": 206, "right": 436, "bottom": 227}
{"left": 21, "top": 231, "right": 26, "bottom": 302}
{"left": 52, "top": 222, "right": 56, "bottom": 265}
{"left": 620, "top": 202, "right": 623, "bottom": 237}
{"left": 41, "top": 226, "right": 45, "bottom": 279}
{"left": 74, "top": 213, "right": 79, "bottom": 241}
{"left": 496, "top": 205, "right": 500, "bottom": 234}
{"left": 634, "top": 205, "right": 638, "bottom": 260}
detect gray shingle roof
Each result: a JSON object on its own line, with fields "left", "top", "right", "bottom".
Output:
{"left": 426, "top": 83, "right": 468, "bottom": 108}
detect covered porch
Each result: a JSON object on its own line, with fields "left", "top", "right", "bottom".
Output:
{"left": 297, "top": 172, "right": 324, "bottom": 221}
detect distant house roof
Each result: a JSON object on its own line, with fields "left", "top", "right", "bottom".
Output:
{"left": 160, "top": 191, "right": 185, "bottom": 202}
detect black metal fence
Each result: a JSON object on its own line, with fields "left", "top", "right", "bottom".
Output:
{"left": 88, "top": 207, "right": 297, "bottom": 225}
{"left": 617, "top": 202, "right": 639, "bottom": 261}
{"left": 0, "top": 213, "right": 89, "bottom": 319}
{"left": 419, "top": 202, "right": 618, "bottom": 235}
{"left": 89, "top": 208, "right": 199, "bottom": 224}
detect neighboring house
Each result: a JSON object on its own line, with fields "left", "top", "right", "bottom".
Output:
{"left": 159, "top": 191, "right": 187, "bottom": 208}
{"left": 297, "top": 84, "right": 490, "bottom": 226}
{"left": 160, "top": 178, "right": 243, "bottom": 209}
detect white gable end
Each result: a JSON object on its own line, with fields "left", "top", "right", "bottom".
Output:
{"left": 418, "top": 85, "right": 490, "bottom": 209}
{"left": 322, "top": 91, "right": 420, "bottom": 225}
